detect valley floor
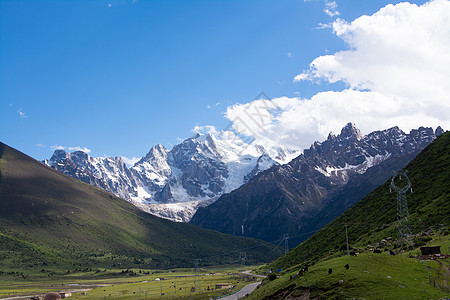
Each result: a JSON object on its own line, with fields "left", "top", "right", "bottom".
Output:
{"left": 0, "top": 265, "right": 262, "bottom": 299}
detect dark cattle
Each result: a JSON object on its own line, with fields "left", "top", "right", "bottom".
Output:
{"left": 349, "top": 251, "right": 357, "bottom": 256}
{"left": 389, "top": 250, "right": 395, "bottom": 256}
{"left": 344, "top": 264, "right": 349, "bottom": 270}
{"left": 44, "top": 293, "right": 61, "bottom": 300}
{"left": 328, "top": 268, "right": 332, "bottom": 274}
{"left": 374, "top": 249, "right": 382, "bottom": 254}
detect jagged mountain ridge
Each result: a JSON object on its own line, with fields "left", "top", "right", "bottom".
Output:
{"left": 190, "top": 124, "right": 444, "bottom": 244}
{"left": 44, "top": 131, "right": 299, "bottom": 222}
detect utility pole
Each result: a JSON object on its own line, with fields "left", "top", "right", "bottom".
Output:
{"left": 345, "top": 223, "right": 349, "bottom": 256}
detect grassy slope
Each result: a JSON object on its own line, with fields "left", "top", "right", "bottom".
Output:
{"left": 249, "top": 250, "right": 448, "bottom": 299}
{"left": 248, "top": 132, "right": 450, "bottom": 299}
{"left": 0, "top": 142, "right": 281, "bottom": 270}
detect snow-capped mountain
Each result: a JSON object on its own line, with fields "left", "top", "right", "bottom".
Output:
{"left": 190, "top": 124, "right": 445, "bottom": 244}
{"left": 44, "top": 150, "right": 139, "bottom": 201}
{"left": 44, "top": 131, "right": 300, "bottom": 222}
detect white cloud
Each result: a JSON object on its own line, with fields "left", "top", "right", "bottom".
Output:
{"left": 324, "top": 0, "right": 340, "bottom": 17}
{"left": 316, "top": 22, "right": 333, "bottom": 29}
{"left": 51, "top": 145, "right": 92, "bottom": 154}
{"left": 121, "top": 156, "right": 140, "bottom": 166}
{"left": 289, "top": 0, "right": 450, "bottom": 141}
{"left": 287, "top": 52, "right": 293, "bottom": 58}
{"left": 35, "top": 143, "right": 45, "bottom": 147}
{"left": 18, "top": 108, "right": 27, "bottom": 118}
{"left": 192, "top": 125, "right": 219, "bottom": 135}
{"left": 221, "top": 1, "right": 449, "bottom": 151}
{"left": 293, "top": 73, "right": 308, "bottom": 82}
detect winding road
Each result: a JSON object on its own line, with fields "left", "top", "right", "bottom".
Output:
{"left": 219, "top": 271, "right": 266, "bottom": 300}
{"left": 219, "top": 282, "right": 262, "bottom": 300}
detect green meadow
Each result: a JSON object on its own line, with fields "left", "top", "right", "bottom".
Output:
{"left": 0, "top": 265, "right": 261, "bottom": 299}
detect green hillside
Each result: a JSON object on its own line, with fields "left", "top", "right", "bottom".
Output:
{"left": 0, "top": 142, "right": 281, "bottom": 271}
{"left": 250, "top": 132, "right": 449, "bottom": 298}
{"left": 250, "top": 247, "right": 449, "bottom": 299}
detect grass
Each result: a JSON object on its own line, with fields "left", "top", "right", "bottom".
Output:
{"left": 249, "top": 252, "right": 449, "bottom": 299}
{"left": 0, "top": 265, "right": 260, "bottom": 299}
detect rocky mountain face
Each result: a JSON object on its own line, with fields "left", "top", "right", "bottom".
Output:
{"left": 44, "top": 132, "right": 299, "bottom": 222}
{"left": 190, "top": 124, "right": 444, "bottom": 245}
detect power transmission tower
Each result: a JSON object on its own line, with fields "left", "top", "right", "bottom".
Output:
{"left": 345, "top": 223, "right": 350, "bottom": 256}
{"left": 239, "top": 252, "right": 247, "bottom": 266}
{"left": 390, "top": 171, "right": 414, "bottom": 254}
{"left": 193, "top": 259, "right": 201, "bottom": 293}
{"left": 284, "top": 234, "right": 289, "bottom": 254}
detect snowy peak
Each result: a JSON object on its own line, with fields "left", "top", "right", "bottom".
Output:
{"left": 49, "top": 149, "right": 70, "bottom": 165}
{"left": 339, "top": 122, "right": 362, "bottom": 140}
{"left": 142, "top": 144, "right": 168, "bottom": 162}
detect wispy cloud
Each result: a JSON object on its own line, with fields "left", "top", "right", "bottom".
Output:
{"left": 35, "top": 143, "right": 45, "bottom": 147}
{"left": 287, "top": 52, "right": 293, "bottom": 58}
{"left": 51, "top": 145, "right": 92, "bottom": 153}
{"left": 316, "top": 22, "right": 332, "bottom": 29}
{"left": 18, "top": 108, "right": 27, "bottom": 118}
{"left": 121, "top": 156, "right": 140, "bottom": 166}
{"left": 324, "top": 0, "right": 340, "bottom": 17}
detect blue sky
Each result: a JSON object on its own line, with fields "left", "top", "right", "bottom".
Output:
{"left": 1, "top": 0, "right": 441, "bottom": 162}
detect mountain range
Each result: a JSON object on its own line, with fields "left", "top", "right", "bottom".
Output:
{"left": 43, "top": 123, "right": 443, "bottom": 236}
{"left": 190, "top": 124, "right": 444, "bottom": 244}
{"left": 44, "top": 131, "right": 299, "bottom": 222}
{"left": 0, "top": 141, "right": 281, "bottom": 269}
